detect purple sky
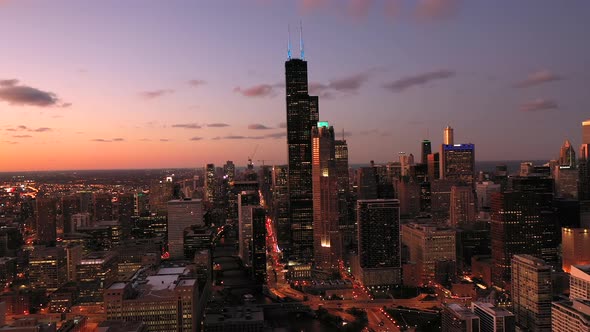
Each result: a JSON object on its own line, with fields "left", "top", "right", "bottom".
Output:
{"left": 0, "top": 0, "right": 589, "bottom": 171}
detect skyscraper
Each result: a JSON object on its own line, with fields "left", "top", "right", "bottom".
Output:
{"left": 441, "top": 143, "right": 476, "bottom": 187}
{"left": 441, "top": 303, "right": 480, "bottom": 332}
{"left": 35, "top": 197, "right": 58, "bottom": 244}
{"left": 444, "top": 126, "right": 454, "bottom": 145}
{"left": 167, "top": 199, "right": 203, "bottom": 259}
{"left": 559, "top": 139, "right": 576, "bottom": 168}
{"left": 251, "top": 207, "right": 267, "bottom": 284}
{"left": 583, "top": 119, "right": 590, "bottom": 145}
{"left": 355, "top": 199, "right": 402, "bottom": 289}
{"left": 204, "top": 163, "right": 216, "bottom": 204}
{"left": 471, "top": 302, "right": 515, "bottom": 332}
{"left": 286, "top": 52, "right": 318, "bottom": 264}
{"left": 271, "top": 165, "right": 290, "bottom": 253}
{"left": 94, "top": 193, "right": 113, "bottom": 222}
{"left": 450, "top": 186, "right": 476, "bottom": 227}
{"left": 238, "top": 191, "right": 260, "bottom": 266}
{"left": 312, "top": 122, "right": 341, "bottom": 270}
{"left": 421, "top": 140, "right": 432, "bottom": 164}
{"left": 427, "top": 152, "right": 440, "bottom": 181}
{"left": 511, "top": 255, "right": 552, "bottom": 332}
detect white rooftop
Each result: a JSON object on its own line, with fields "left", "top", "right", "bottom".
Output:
{"left": 157, "top": 267, "right": 187, "bottom": 275}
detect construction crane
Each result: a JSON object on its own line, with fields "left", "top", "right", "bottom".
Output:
{"left": 247, "top": 144, "right": 259, "bottom": 168}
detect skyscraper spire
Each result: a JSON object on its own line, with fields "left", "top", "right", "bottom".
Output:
{"left": 287, "top": 24, "right": 292, "bottom": 60}
{"left": 299, "top": 20, "right": 305, "bottom": 60}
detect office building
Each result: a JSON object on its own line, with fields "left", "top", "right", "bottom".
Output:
{"left": 77, "top": 251, "right": 118, "bottom": 303}
{"left": 203, "top": 306, "right": 264, "bottom": 332}
{"left": 491, "top": 191, "right": 557, "bottom": 286}
{"left": 555, "top": 166, "right": 579, "bottom": 199}
{"left": 167, "top": 199, "right": 203, "bottom": 259}
{"left": 285, "top": 53, "right": 318, "bottom": 264}
{"left": 570, "top": 265, "right": 590, "bottom": 301}
{"left": 511, "top": 255, "right": 552, "bottom": 332}
{"left": 238, "top": 191, "right": 260, "bottom": 266}
{"left": 444, "top": 126, "right": 454, "bottom": 145}
{"left": 183, "top": 226, "right": 214, "bottom": 260}
{"left": 29, "top": 246, "right": 67, "bottom": 293}
{"left": 271, "top": 165, "right": 290, "bottom": 253}
{"left": 357, "top": 167, "right": 378, "bottom": 200}
{"left": 562, "top": 229, "right": 590, "bottom": 273}
{"left": 251, "top": 207, "right": 267, "bottom": 284}
{"left": 204, "top": 163, "right": 216, "bottom": 203}
{"left": 428, "top": 153, "right": 440, "bottom": 181}
{"left": 354, "top": 199, "right": 401, "bottom": 289}
{"left": 35, "top": 196, "right": 58, "bottom": 243}
{"left": 64, "top": 244, "right": 82, "bottom": 282}
{"left": 450, "top": 186, "right": 476, "bottom": 227}
{"left": 402, "top": 222, "right": 456, "bottom": 285}
{"left": 559, "top": 139, "right": 576, "bottom": 168}
{"left": 551, "top": 300, "right": 590, "bottom": 332}
{"left": 117, "top": 193, "right": 136, "bottom": 233}
{"left": 441, "top": 303, "right": 480, "bottom": 332}
{"left": 441, "top": 143, "right": 476, "bottom": 187}
{"left": 312, "top": 122, "right": 341, "bottom": 270}
{"left": 422, "top": 140, "right": 432, "bottom": 164}
{"left": 104, "top": 266, "right": 197, "bottom": 332}
{"left": 94, "top": 193, "right": 113, "bottom": 222}
{"left": 61, "top": 195, "right": 80, "bottom": 234}
{"left": 149, "top": 179, "right": 174, "bottom": 215}
{"left": 471, "top": 302, "right": 515, "bottom": 332}
{"left": 475, "top": 181, "right": 501, "bottom": 210}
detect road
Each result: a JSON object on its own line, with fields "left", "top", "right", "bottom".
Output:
{"left": 366, "top": 308, "right": 400, "bottom": 332}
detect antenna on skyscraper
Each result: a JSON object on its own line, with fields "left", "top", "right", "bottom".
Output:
{"left": 342, "top": 128, "right": 345, "bottom": 140}
{"left": 299, "top": 20, "right": 304, "bottom": 60}
{"left": 287, "top": 24, "right": 292, "bottom": 60}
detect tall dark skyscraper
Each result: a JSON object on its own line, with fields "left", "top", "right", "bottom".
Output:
{"left": 441, "top": 144, "right": 475, "bottom": 187}
{"left": 421, "top": 140, "right": 432, "bottom": 164}
{"left": 285, "top": 49, "right": 318, "bottom": 264}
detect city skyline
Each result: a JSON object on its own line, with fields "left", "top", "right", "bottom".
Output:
{"left": 1, "top": 0, "right": 589, "bottom": 171}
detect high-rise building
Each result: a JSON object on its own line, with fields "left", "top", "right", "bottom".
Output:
{"left": 555, "top": 166, "right": 579, "bottom": 199}
{"left": 35, "top": 197, "right": 58, "bottom": 243}
{"left": 150, "top": 179, "right": 174, "bottom": 215}
{"left": 354, "top": 199, "right": 402, "bottom": 289}
{"left": 551, "top": 300, "right": 590, "bottom": 332}
{"left": 312, "top": 122, "right": 341, "bottom": 270}
{"left": 450, "top": 186, "right": 476, "bottom": 227}
{"left": 104, "top": 267, "right": 197, "bottom": 332}
{"left": 428, "top": 153, "right": 440, "bottom": 181}
{"left": 444, "top": 126, "right": 454, "bottom": 145}
{"left": 491, "top": 191, "right": 557, "bottom": 286}
{"left": 77, "top": 251, "right": 118, "bottom": 304}
{"left": 511, "top": 255, "right": 552, "bottom": 332}
{"left": 570, "top": 265, "right": 590, "bottom": 301}
{"left": 94, "top": 193, "right": 113, "bottom": 222}
{"left": 441, "top": 303, "right": 480, "bottom": 332}
{"left": 29, "top": 246, "right": 67, "bottom": 293}
{"left": 470, "top": 302, "right": 515, "bottom": 332}
{"left": 251, "top": 207, "right": 267, "bottom": 284}
{"left": 64, "top": 244, "right": 82, "bottom": 282}
{"left": 167, "top": 199, "right": 203, "bottom": 259}
{"left": 583, "top": 120, "right": 590, "bottom": 145}
{"left": 334, "top": 139, "right": 353, "bottom": 253}
{"left": 238, "top": 191, "right": 260, "bottom": 266}
{"left": 559, "top": 139, "right": 576, "bottom": 168}
{"left": 204, "top": 164, "right": 216, "bottom": 204}
{"left": 562, "top": 228, "right": 590, "bottom": 273}
{"left": 285, "top": 54, "right": 318, "bottom": 264}
{"left": 224, "top": 161, "right": 236, "bottom": 183}
{"left": 271, "top": 165, "right": 290, "bottom": 253}
{"left": 402, "top": 222, "right": 456, "bottom": 285}
{"left": 441, "top": 144, "right": 476, "bottom": 187}
{"left": 421, "top": 140, "right": 432, "bottom": 164}
{"left": 357, "top": 167, "right": 378, "bottom": 200}
{"left": 475, "top": 181, "right": 501, "bottom": 210}
{"left": 117, "top": 193, "right": 136, "bottom": 234}
{"left": 61, "top": 195, "right": 80, "bottom": 234}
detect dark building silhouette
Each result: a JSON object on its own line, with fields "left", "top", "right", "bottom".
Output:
{"left": 251, "top": 207, "right": 267, "bottom": 284}
{"left": 441, "top": 144, "right": 476, "bottom": 187}
{"left": 421, "top": 140, "right": 432, "bottom": 164}
{"left": 285, "top": 56, "right": 318, "bottom": 264}
{"left": 35, "top": 197, "right": 58, "bottom": 244}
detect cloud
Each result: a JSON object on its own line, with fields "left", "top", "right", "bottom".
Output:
{"left": 233, "top": 84, "right": 274, "bottom": 97}
{"left": 415, "top": 0, "right": 461, "bottom": 20}
{"left": 139, "top": 138, "right": 151, "bottom": 141}
{"left": 189, "top": 136, "right": 203, "bottom": 141}
{"left": 2, "top": 141, "right": 18, "bottom": 145}
{"left": 266, "top": 132, "right": 287, "bottom": 139}
{"left": 172, "top": 123, "right": 202, "bottom": 129}
{"left": 188, "top": 79, "right": 206, "bottom": 87}
{"left": 278, "top": 122, "right": 287, "bottom": 128}
{"left": 0, "top": 79, "right": 66, "bottom": 107}
{"left": 90, "top": 138, "right": 125, "bottom": 142}
{"left": 12, "top": 135, "right": 32, "bottom": 138}
{"left": 139, "top": 89, "right": 174, "bottom": 99}
{"left": 248, "top": 123, "right": 273, "bottom": 130}
{"left": 516, "top": 70, "right": 563, "bottom": 88}
{"left": 519, "top": 99, "right": 559, "bottom": 112}
{"left": 207, "top": 123, "right": 230, "bottom": 128}
{"left": 328, "top": 72, "right": 371, "bottom": 93}
{"left": 5, "top": 125, "right": 53, "bottom": 133}
{"left": 61, "top": 102, "right": 72, "bottom": 108}
{"left": 213, "top": 135, "right": 265, "bottom": 140}
{"left": 383, "top": 70, "right": 455, "bottom": 92}
{"left": 33, "top": 127, "right": 52, "bottom": 132}
{"left": 159, "top": 138, "right": 170, "bottom": 142}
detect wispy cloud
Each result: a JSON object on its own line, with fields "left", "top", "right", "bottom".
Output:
{"left": 159, "top": 138, "right": 170, "bottom": 142}
{"left": 172, "top": 123, "right": 202, "bottom": 129}
{"left": 5, "top": 125, "right": 53, "bottom": 133}
{"left": 33, "top": 127, "right": 52, "bottom": 132}
{"left": 207, "top": 123, "right": 230, "bottom": 128}
{"left": 266, "top": 132, "right": 287, "bottom": 139}
{"left": 12, "top": 135, "right": 32, "bottom": 138}
{"left": 0, "top": 78, "right": 69, "bottom": 107}
{"left": 248, "top": 123, "right": 273, "bottom": 130}
{"left": 233, "top": 84, "right": 274, "bottom": 98}
{"left": 519, "top": 99, "right": 559, "bottom": 112}
{"left": 189, "top": 136, "right": 203, "bottom": 141}
{"left": 139, "top": 89, "right": 174, "bottom": 99}
{"left": 515, "top": 70, "right": 563, "bottom": 88}
{"left": 383, "top": 70, "right": 455, "bottom": 92}
{"left": 90, "top": 138, "right": 126, "bottom": 142}
{"left": 188, "top": 79, "right": 207, "bottom": 87}
{"left": 213, "top": 135, "right": 265, "bottom": 140}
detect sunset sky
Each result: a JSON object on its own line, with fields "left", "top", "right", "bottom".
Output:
{"left": 1, "top": 0, "right": 589, "bottom": 171}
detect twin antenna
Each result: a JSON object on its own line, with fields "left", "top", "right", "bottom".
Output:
{"left": 287, "top": 21, "right": 304, "bottom": 60}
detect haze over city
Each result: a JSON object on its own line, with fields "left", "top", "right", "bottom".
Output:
{"left": 1, "top": 0, "right": 589, "bottom": 171}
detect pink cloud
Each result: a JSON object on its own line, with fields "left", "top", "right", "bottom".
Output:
{"left": 233, "top": 84, "right": 274, "bottom": 97}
